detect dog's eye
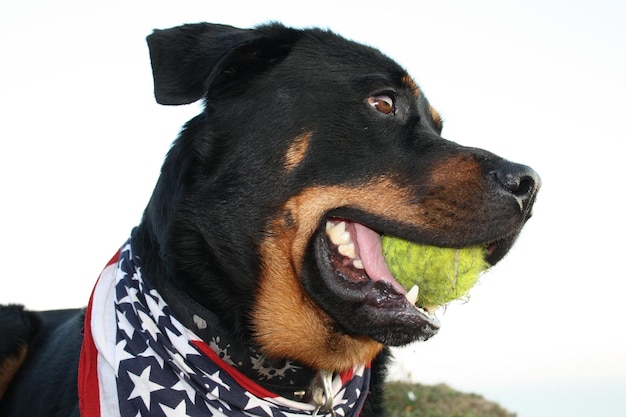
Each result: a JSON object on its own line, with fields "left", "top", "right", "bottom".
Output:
{"left": 368, "top": 94, "right": 395, "bottom": 115}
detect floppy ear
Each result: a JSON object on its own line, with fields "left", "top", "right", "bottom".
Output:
{"left": 146, "top": 22, "right": 298, "bottom": 105}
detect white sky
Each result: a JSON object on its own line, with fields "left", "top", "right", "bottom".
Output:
{"left": 1, "top": 1, "right": 625, "bottom": 416}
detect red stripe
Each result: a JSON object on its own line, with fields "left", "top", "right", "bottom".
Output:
{"left": 191, "top": 339, "right": 279, "bottom": 399}
{"left": 78, "top": 285, "right": 102, "bottom": 417}
{"left": 78, "top": 249, "right": 120, "bottom": 417}
{"left": 339, "top": 368, "right": 354, "bottom": 385}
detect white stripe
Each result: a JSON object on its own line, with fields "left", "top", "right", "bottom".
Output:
{"left": 90, "top": 261, "right": 122, "bottom": 417}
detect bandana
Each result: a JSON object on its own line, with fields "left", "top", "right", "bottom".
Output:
{"left": 78, "top": 239, "right": 370, "bottom": 417}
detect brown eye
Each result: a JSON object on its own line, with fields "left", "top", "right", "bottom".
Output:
{"left": 368, "top": 94, "right": 395, "bottom": 115}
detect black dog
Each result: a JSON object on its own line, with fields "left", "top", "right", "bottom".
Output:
{"left": 0, "top": 22, "right": 540, "bottom": 417}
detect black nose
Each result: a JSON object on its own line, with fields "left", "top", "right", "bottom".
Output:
{"left": 492, "top": 162, "right": 541, "bottom": 215}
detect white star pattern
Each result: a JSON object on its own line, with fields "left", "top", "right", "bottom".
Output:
{"left": 145, "top": 287, "right": 167, "bottom": 322}
{"left": 202, "top": 369, "right": 230, "bottom": 392}
{"left": 209, "top": 385, "right": 220, "bottom": 400}
{"left": 149, "top": 286, "right": 169, "bottom": 306}
{"left": 170, "top": 351, "right": 196, "bottom": 377}
{"left": 117, "top": 285, "right": 140, "bottom": 307}
{"left": 126, "top": 365, "right": 164, "bottom": 410}
{"left": 114, "top": 340, "right": 135, "bottom": 375}
{"left": 136, "top": 343, "right": 165, "bottom": 369}
{"left": 159, "top": 399, "right": 187, "bottom": 417}
{"left": 116, "top": 309, "right": 136, "bottom": 340}
{"left": 243, "top": 391, "right": 275, "bottom": 417}
{"left": 164, "top": 327, "right": 199, "bottom": 359}
{"left": 170, "top": 379, "right": 198, "bottom": 405}
{"left": 137, "top": 309, "right": 159, "bottom": 341}
{"left": 205, "top": 387, "right": 232, "bottom": 412}
{"left": 333, "top": 386, "right": 350, "bottom": 409}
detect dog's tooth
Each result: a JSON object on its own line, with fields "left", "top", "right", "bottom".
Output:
{"left": 326, "top": 220, "right": 341, "bottom": 234}
{"left": 405, "top": 285, "right": 419, "bottom": 305}
{"left": 327, "top": 221, "right": 350, "bottom": 245}
{"left": 338, "top": 243, "right": 356, "bottom": 259}
{"left": 353, "top": 259, "right": 364, "bottom": 269}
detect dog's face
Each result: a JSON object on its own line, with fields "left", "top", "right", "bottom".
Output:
{"left": 141, "top": 23, "right": 540, "bottom": 372}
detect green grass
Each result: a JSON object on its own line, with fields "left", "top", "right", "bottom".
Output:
{"left": 384, "top": 381, "right": 516, "bottom": 417}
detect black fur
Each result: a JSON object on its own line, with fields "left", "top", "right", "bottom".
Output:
{"left": 0, "top": 305, "right": 40, "bottom": 363}
{"left": 0, "top": 22, "right": 539, "bottom": 417}
{"left": 0, "top": 307, "right": 83, "bottom": 416}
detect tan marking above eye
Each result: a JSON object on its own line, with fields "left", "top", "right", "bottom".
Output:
{"left": 401, "top": 74, "right": 420, "bottom": 96}
{"left": 284, "top": 132, "right": 312, "bottom": 172}
{"left": 429, "top": 106, "right": 443, "bottom": 130}
{"left": 368, "top": 94, "right": 395, "bottom": 115}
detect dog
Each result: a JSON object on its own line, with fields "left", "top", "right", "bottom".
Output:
{"left": 0, "top": 22, "right": 540, "bottom": 417}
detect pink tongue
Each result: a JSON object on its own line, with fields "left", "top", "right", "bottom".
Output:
{"left": 353, "top": 223, "right": 406, "bottom": 295}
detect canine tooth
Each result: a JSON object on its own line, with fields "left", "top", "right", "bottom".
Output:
{"left": 405, "top": 285, "right": 419, "bottom": 305}
{"left": 327, "top": 222, "right": 351, "bottom": 245}
{"left": 353, "top": 259, "right": 364, "bottom": 269}
{"left": 338, "top": 243, "right": 356, "bottom": 259}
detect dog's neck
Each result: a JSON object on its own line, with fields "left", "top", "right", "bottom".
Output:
{"left": 82, "top": 239, "right": 370, "bottom": 416}
{"left": 147, "top": 269, "right": 333, "bottom": 404}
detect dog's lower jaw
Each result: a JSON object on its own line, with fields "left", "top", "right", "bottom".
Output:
{"left": 251, "top": 267, "right": 384, "bottom": 372}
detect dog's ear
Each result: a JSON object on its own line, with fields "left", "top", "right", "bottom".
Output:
{"left": 146, "top": 22, "right": 298, "bottom": 105}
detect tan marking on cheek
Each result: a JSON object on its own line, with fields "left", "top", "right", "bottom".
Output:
{"left": 423, "top": 155, "right": 488, "bottom": 227}
{"left": 283, "top": 132, "right": 311, "bottom": 172}
{"left": 402, "top": 74, "right": 420, "bottom": 96}
{"left": 251, "top": 178, "right": 426, "bottom": 371}
{"left": 429, "top": 156, "right": 484, "bottom": 195}
{"left": 0, "top": 344, "right": 28, "bottom": 399}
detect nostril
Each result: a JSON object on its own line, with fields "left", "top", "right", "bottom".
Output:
{"left": 492, "top": 162, "right": 541, "bottom": 210}
{"left": 496, "top": 172, "right": 534, "bottom": 196}
{"left": 515, "top": 175, "right": 536, "bottom": 197}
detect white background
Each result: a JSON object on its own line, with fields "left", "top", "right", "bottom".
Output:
{"left": 1, "top": 1, "right": 625, "bottom": 416}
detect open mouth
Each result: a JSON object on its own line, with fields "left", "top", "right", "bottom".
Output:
{"left": 325, "top": 219, "right": 409, "bottom": 298}
{"left": 309, "top": 215, "right": 501, "bottom": 345}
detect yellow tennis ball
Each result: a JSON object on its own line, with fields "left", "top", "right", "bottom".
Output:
{"left": 381, "top": 236, "right": 489, "bottom": 307}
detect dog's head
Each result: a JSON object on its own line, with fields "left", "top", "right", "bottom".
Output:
{"left": 138, "top": 23, "right": 540, "bottom": 372}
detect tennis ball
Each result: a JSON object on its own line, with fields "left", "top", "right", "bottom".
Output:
{"left": 381, "top": 236, "right": 489, "bottom": 307}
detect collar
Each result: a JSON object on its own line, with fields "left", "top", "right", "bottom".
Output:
{"left": 78, "top": 238, "right": 370, "bottom": 417}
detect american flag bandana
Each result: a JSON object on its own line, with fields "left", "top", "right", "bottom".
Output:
{"left": 78, "top": 239, "right": 371, "bottom": 417}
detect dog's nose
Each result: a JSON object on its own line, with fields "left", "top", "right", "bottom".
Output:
{"left": 491, "top": 161, "right": 541, "bottom": 214}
